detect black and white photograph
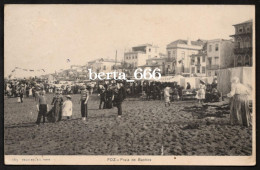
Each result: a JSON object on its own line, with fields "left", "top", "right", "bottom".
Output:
{"left": 4, "top": 5, "right": 255, "bottom": 165}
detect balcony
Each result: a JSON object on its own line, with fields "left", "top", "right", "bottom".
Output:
{"left": 195, "top": 63, "right": 201, "bottom": 66}
{"left": 207, "top": 65, "right": 219, "bottom": 70}
{"left": 234, "top": 47, "right": 252, "bottom": 54}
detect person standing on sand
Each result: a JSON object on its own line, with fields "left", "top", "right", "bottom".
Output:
{"left": 98, "top": 84, "right": 106, "bottom": 109}
{"left": 79, "top": 85, "right": 89, "bottom": 121}
{"left": 164, "top": 86, "right": 171, "bottom": 107}
{"left": 106, "top": 85, "right": 114, "bottom": 109}
{"left": 19, "top": 87, "right": 24, "bottom": 103}
{"left": 36, "top": 90, "right": 48, "bottom": 126}
{"left": 196, "top": 80, "right": 206, "bottom": 104}
{"left": 62, "top": 95, "right": 73, "bottom": 120}
{"left": 51, "top": 89, "right": 64, "bottom": 122}
{"left": 227, "top": 77, "right": 252, "bottom": 127}
{"left": 114, "top": 81, "right": 126, "bottom": 118}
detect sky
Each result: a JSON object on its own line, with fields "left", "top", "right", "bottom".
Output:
{"left": 4, "top": 5, "right": 254, "bottom": 77}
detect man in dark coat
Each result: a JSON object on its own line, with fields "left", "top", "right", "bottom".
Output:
{"left": 98, "top": 85, "right": 106, "bottom": 109}
{"left": 114, "top": 81, "right": 126, "bottom": 117}
{"left": 106, "top": 85, "right": 114, "bottom": 109}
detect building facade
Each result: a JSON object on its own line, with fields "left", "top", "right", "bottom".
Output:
{"left": 230, "top": 19, "right": 253, "bottom": 67}
{"left": 206, "top": 39, "right": 234, "bottom": 76}
{"left": 145, "top": 57, "right": 167, "bottom": 75}
{"left": 87, "top": 58, "right": 121, "bottom": 74}
{"left": 190, "top": 51, "right": 207, "bottom": 77}
{"left": 166, "top": 39, "right": 205, "bottom": 75}
{"left": 124, "top": 44, "right": 159, "bottom": 68}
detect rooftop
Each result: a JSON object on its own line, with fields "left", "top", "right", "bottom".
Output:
{"left": 190, "top": 51, "right": 207, "bottom": 57}
{"left": 124, "top": 51, "right": 145, "bottom": 54}
{"left": 147, "top": 57, "right": 168, "bottom": 60}
{"left": 233, "top": 19, "right": 253, "bottom": 26}
{"left": 167, "top": 39, "right": 204, "bottom": 48}
{"left": 132, "top": 43, "right": 158, "bottom": 48}
{"left": 88, "top": 58, "right": 121, "bottom": 64}
{"left": 139, "top": 64, "right": 163, "bottom": 67}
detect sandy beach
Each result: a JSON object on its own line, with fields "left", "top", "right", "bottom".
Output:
{"left": 4, "top": 94, "right": 252, "bottom": 155}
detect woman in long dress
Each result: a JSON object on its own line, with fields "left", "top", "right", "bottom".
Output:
{"left": 51, "top": 90, "right": 63, "bottom": 122}
{"left": 29, "top": 87, "right": 32, "bottom": 97}
{"left": 227, "top": 77, "right": 251, "bottom": 127}
{"left": 196, "top": 80, "right": 206, "bottom": 103}
{"left": 62, "top": 95, "right": 73, "bottom": 120}
{"left": 164, "top": 86, "right": 171, "bottom": 107}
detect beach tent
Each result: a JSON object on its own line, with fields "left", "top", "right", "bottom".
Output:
{"left": 171, "top": 75, "right": 184, "bottom": 84}
{"left": 217, "top": 67, "right": 253, "bottom": 96}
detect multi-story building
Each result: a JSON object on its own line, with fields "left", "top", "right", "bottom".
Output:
{"left": 190, "top": 46, "right": 207, "bottom": 77}
{"left": 124, "top": 44, "right": 159, "bottom": 68}
{"left": 145, "top": 57, "right": 166, "bottom": 75}
{"left": 166, "top": 39, "right": 205, "bottom": 75}
{"left": 230, "top": 19, "right": 253, "bottom": 67}
{"left": 206, "top": 39, "right": 234, "bottom": 76}
{"left": 87, "top": 58, "right": 121, "bottom": 74}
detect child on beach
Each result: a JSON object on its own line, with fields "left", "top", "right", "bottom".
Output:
{"left": 62, "top": 95, "right": 73, "bottom": 120}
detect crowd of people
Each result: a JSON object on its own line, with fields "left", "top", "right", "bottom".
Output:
{"left": 4, "top": 76, "right": 252, "bottom": 127}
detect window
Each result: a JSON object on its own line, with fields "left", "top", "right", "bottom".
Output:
{"left": 215, "top": 44, "right": 219, "bottom": 51}
{"left": 237, "top": 42, "right": 241, "bottom": 49}
{"left": 208, "top": 58, "right": 212, "bottom": 66}
{"left": 181, "top": 52, "right": 185, "bottom": 59}
{"left": 202, "top": 66, "right": 206, "bottom": 73}
{"left": 192, "top": 67, "right": 195, "bottom": 73}
{"left": 197, "top": 66, "right": 200, "bottom": 73}
{"left": 191, "top": 57, "right": 195, "bottom": 65}
{"left": 246, "top": 27, "right": 250, "bottom": 32}
{"left": 244, "top": 37, "right": 252, "bottom": 48}
{"left": 245, "top": 55, "right": 250, "bottom": 66}
{"left": 149, "top": 48, "right": 151, "bottom": 52}
{"left": 172, "top": 51, "right": 176, "bottom": 57}
{"left": 215, "top": 57, "right": 219, "bottom": 65}
{"left": 132, "top": 55, "right": 134, "bottom": 59}
{"left": 197, "top": 57, "right": 200, "bottom": 64}
{"left": 237, "top": 55, "right": 242, "bottom": 66}
{"left": 209, "top": 45, "right": 212, "bottom": 52}
{"left": 202, "top": 56, "right": 206, "bottom": 62}
{"left": 168, "top": 51, "right": 171, "bottom": 58}
{"left": 103, "top": 65, "right": 106, "bottom": 70}
{"left": 239, "top": 27, "right": 243, "bottom": 33}
{"left": 135, "top": 55, "right": 137, "bottom": 59}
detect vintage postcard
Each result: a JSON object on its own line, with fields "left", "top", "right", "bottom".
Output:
{"left": 4, "top": 5, "right": 255, "bottom": 165}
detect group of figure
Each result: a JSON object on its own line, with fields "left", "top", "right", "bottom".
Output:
{"left": 98, "top": 81, "right": 127, "bottom": 117}
{"left": 6, "top": 76, "right": 252, "bottom": 128}
{"left": 4, "top": 81, "right": 41, "bottom": 103}
{"left": 35, "top": 81, "right": 127, "bottom": 125}
{"left": 195, "top": 79, "right": 220, "bottom": 104}
{"left": 35, "top": 89, "right": 73, "bottom": 125}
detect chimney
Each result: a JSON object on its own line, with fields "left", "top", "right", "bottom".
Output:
{"left": 187, "top": 37, "right": 191, "bottom": 46}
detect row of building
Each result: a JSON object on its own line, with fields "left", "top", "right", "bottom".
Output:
{"left": 48, "top": 19, "right": 253, "bottom": 81}
{"left": 124, "top": 19, "right": 253, "bottom": 77}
